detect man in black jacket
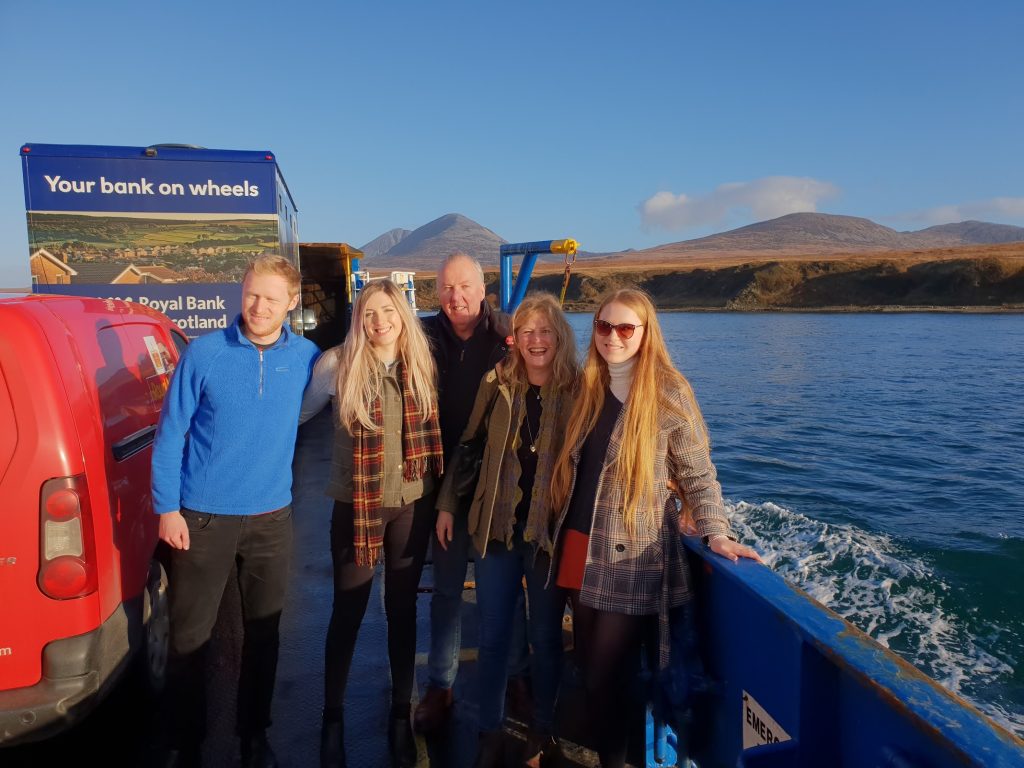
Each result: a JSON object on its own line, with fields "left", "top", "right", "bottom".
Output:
{"left": 415, "top": 253, "right": 513, "bottom": 732}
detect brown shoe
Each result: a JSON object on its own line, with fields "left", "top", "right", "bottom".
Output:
{"left": 413, "top": 686, "right": 453, "bottom": 733}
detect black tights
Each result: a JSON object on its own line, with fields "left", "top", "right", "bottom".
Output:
{"left": 324, "top": 497, "right": 434, "bottom": 718}
{"left": 571, "top": 595, "right": 657, "bottom": 768}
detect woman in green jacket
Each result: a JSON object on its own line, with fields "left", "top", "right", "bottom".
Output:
{"left": 436, "top": 292, "right": 577, "bottom": 767}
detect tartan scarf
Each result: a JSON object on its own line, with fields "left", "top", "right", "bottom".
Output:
{"left": 351, "top": 362, "right": 443, "bottom": 566}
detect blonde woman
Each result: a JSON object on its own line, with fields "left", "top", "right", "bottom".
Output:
{"left": 549, "top": 288, "right": 760, "bottom": 768}
{"left": 436, "top": 293, "right": 577, "bottom": 767}
{"left": 300, "top": 280, "right": 443, "bottom": 768}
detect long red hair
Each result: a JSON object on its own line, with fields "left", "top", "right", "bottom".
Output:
{"left": 549, "top": 289, "right": 708, "bottom": 536}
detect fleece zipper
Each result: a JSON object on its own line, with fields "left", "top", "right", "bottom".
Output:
{"left": 258, "top": 348, "right": 265, "bottom": 398}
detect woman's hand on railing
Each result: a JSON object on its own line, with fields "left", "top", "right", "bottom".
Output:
{"left": 710, "top": 535, "right": 763, "bottom": 564}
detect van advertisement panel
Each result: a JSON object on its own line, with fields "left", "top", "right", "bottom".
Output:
{"left": 38, "top": 283, "right": 239, "bottom": 336}
{"left": 27, "top": 211, "right": 281, "bottom": 286}
{"left": 23, "top": 156, "right": 277, "bottom": 215}
{"left": 22, "top": 145, "right": 300, "bottom": 338}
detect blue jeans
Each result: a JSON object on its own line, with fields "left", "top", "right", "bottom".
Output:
{"left": 474, "top": 535, "right": 565, "bottom": 732}
{"left": 427, "top": 509, "right": 532, "bottom": 688}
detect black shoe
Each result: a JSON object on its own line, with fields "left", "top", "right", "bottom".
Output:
{"left": 523, "top": 730, "right": 562, "bottom": 767}
{"left": 240, "top": 731, "right": 278, "bottom": 768}
{"left": 320, "top": 716, "right": 346, "bottom": 768}
{"left": 472, "top": 729, "right": 505, "bottom": 768}
{"left": 388, "top": 716, "right": 418, "bottom": 768}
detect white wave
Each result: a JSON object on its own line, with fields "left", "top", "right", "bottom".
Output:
{"left": 725, "top": 500, "right": 1021, "bottom": 736}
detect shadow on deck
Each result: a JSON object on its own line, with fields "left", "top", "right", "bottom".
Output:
{"left": 267, "top": 409, "right": 643, "bottom": 767}
{"left": 2, "top": 410, "right": 651, "bottom": 767}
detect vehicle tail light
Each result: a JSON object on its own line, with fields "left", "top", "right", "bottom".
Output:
{"left": 38, "top": 475, "right": 97, "bottom": 599}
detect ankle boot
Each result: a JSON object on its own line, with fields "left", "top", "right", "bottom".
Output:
{"left": 413, "top": 686, "right": 453, "bottom": 733}
{"left": 240, "top": 731, "right": 278, "bottom": 768}
{"left": 320, "top": 716, "right": 346, "bottom": 768}
{"left": 387, "top": 715, "right": 418, "bottom": 768}
{"left": 523, "top": 729, "right": 562, "bottom": 767}
{"left": 472, "top": 729, "right": 505, "bottom": 768}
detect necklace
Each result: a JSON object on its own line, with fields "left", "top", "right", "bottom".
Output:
{"left": 523, "top": 385, "right": 542, "bottom": 453}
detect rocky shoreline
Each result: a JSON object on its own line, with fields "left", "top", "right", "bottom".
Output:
{"left": 414, "top": 254, "right": 1024, "bottom": 313}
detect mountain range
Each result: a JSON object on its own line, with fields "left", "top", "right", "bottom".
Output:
{"left": 633, "top": 213, "right": 1024, "bottom": 260}
{"left": 360, "top": 211, "right": 1024, "bottom": 272}
{"left": 359, "top": 214, "right": 506, "bottom": 270}
{"left": 360, "top": 228, "right": 412, "bottom": 260}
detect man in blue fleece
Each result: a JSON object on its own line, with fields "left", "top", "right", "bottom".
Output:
{"left": 152, "top": 255, "right": 319, "bottom": 768}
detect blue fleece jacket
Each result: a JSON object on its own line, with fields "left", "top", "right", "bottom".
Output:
{"left": 152, "top": 316, "right": 319, "bottom": 515}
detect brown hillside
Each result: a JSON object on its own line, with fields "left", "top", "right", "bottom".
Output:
{"left": 412, "top": 242, "right": 1024, "bottom": 311}
{"left": 589, "top": 212, "right": 1024, "bottom": 264}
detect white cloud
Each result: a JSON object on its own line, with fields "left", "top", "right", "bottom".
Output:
{"left": 639, "top": 176, "right": 839, "bottom": 232}
{"left": 901, "top": 197, "right": 1024, "bottom": 225}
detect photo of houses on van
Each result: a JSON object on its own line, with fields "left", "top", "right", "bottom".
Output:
{"left": 28, "top": 212, "right": 283, "bottom": 285}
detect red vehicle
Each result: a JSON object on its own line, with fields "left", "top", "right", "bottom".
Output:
{"left": 0, "top": 294, "right": 187, "bottom": 745}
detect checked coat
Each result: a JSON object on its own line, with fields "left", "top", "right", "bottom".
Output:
{"left": 549, "top": 382, "right": 732, "bottom": 615}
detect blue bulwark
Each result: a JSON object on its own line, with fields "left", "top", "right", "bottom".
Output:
{"left": 680, "top": 537, "right": 1023, "bottom": 767}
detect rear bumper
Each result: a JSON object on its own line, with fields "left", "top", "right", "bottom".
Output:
{"left": 0, "top": 598, "right": 136, "bottom": 747}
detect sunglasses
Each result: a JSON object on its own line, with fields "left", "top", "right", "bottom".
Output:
{"left": 593, "top": 319, "right": 643, "bottom": 340}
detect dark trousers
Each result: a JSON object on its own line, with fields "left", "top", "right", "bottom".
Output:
{"left": 163, "top": 506, "right": 293, "bottom": 747}
{"left": 571, "top": 595, "right": 657, "bottom": 768}
{"left": 324, "top": 496, "right": 434, "bottom": 717}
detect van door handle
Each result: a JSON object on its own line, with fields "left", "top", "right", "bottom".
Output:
{"left": 112, "top": 425, "right": 158, "bottom": 462}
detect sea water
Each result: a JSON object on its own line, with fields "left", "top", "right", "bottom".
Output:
{"left": 566, "top": 311, "right": 1024, "bottom": 736}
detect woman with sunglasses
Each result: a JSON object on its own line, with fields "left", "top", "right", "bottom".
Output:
{"left": 549, "top": 288, "right": 760, "bottom": 768}
{"left": 300, "top": 279, "right": 444, "bottom": 768}
{"left": 436, "top": 293, "right": 578, "bottom": 767}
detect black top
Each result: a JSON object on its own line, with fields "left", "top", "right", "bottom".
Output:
{"left": 513, "top": 385, "right": 543, "bottom": 526}
{"left": 564, "top": 389, "right": 623, "bottom": 535}
{"left": 422, "top": 301, "right": 509, "bottom": 462}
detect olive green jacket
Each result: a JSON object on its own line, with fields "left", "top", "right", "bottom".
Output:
{"left": 436, "top": 367, "right": 571, "bottom": 557}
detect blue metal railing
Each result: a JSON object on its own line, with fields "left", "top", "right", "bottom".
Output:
{"left": 498, "top": 239, "right": 577, "bottom": 313}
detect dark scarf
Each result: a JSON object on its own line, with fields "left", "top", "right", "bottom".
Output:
{"left": 351, "top": 362, "right": 443, "bottom": 566}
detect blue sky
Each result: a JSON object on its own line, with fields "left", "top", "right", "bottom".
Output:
{"left": 2, "top": 0, "right": 1022, "bottom": 287}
